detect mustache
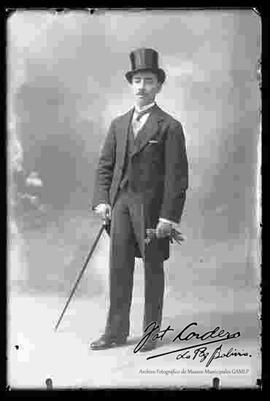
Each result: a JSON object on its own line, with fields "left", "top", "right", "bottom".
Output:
{"left": 136, "top": 92, "right": 146, "bottom": 95}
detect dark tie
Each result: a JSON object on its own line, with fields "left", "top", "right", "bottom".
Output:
{"left": 134, "top": 105, "right": 156, "bottom": 121}
{"left": 132, "top": 105, "right": 156, "bottom": 138}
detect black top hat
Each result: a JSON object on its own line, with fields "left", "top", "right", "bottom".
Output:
{"left": 125, "top": 48, "right": 166, "bottom": 84}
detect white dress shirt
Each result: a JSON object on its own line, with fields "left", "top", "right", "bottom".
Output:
{"left": 132, "top": 102, "right": 156, "bottom": 137}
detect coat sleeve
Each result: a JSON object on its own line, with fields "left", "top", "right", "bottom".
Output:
{"left": 159, "top": 120, "right": 188, "bottom": 223}
{"left": 92, "top": 120, "right": 116, "bottom": 209}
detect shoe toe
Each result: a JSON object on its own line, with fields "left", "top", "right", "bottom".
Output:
{"left": 139, "top": 342, "right": 157, "bottom": 352}
{"left": 90, "top": 338, "right": 110, "bottom": 350}
{"left": 90, "top": 336, "right": 127, "bottom": 350}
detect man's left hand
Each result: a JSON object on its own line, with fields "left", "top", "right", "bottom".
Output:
{"left": 156, "top": 221, "right": 173, "bottom": 239}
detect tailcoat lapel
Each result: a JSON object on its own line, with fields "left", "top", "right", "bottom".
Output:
{"left": 131, "top": 105, "right": 164, "bottom": 157}
{"left": 115, "top": 105, "right": 165, "bottom": 162}
{"left": 116, "top": 108, "right": 134, "bottom": 170}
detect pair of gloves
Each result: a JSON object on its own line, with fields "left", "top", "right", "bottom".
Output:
{"left": 94, "top": 203, "right": 174, "bottom": 239}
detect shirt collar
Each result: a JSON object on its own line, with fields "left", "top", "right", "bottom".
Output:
{"left": 134, "top": 102, "right": 156, "bottom": 114}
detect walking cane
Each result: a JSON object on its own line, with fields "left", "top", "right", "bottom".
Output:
{"left": 54, "top": 221, "right": 107, "bottom": 331}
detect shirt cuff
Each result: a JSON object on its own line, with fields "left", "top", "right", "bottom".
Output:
{"left": 159, "top": 217, "right": 179, "bottom": 229}
{"left": 95, "top": 203, "right": 110, "bottom": 211}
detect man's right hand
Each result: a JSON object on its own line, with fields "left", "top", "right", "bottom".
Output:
{"left": 94, "top": 203, "right": 111, "bottom": 222}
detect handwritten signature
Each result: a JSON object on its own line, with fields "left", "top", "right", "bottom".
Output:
{"left": 133, "top": 321, "right": 251, "bottom": 366}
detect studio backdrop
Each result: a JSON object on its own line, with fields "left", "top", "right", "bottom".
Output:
{"left": 7, "top": 9, "right": 261, "bottom": 389}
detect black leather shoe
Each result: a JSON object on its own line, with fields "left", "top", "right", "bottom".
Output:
{"left": 90, "top": 335, "right": 127, "bottom": 350}
{"left": 139, "top": 341, "right": 157, "bottom": 353}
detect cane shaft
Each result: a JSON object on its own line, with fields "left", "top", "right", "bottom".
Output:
{"left": 54, "top": 223, "right": 105, "bottom": 331}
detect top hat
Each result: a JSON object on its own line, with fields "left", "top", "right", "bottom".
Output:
{"left": 125, "top": 48, "right": 166, "bottom": 84}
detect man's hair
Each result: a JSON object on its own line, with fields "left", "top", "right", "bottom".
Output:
{"left": 131, "top": 69, "right": 163, "bottom": 84}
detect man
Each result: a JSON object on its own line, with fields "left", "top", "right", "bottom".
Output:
{"left": 91, "top": 48, "right": 188, "bottom": 352}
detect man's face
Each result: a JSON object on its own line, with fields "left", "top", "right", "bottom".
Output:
{"left": 130, "top": 71, "right": 162, "bottom": 108}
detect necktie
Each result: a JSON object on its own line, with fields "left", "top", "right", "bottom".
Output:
{"left": 134, "top": 105, "right": 156, "bottom": 121}
{"left": 132, "top": 105, "right": 155, "bottom": 137}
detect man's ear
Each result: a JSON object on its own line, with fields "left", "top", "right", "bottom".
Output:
{"left": 157, "top": 83, "right": 163, "bottom": 93}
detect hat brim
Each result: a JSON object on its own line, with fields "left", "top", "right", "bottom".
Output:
{"left": 125, "top": 68, "right": 166, "bottom": 84}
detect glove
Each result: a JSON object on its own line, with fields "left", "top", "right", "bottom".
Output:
{"left": 155, "top": 220, "right": 173, "bottom": 239}
{"left": 94, "top": 203, "right": 111, "bottom": 222}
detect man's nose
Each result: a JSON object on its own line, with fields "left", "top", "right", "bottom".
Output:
{"left": 138, "top": 80, "right": 146, "bottom": 89}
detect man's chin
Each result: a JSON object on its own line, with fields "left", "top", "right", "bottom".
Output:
{"left": 136, "top": 97, "right": 151, "bottom": 107}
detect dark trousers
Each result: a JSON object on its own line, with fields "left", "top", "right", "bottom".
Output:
{"left": 104, "top": 186, "right": 164, "bottom": 340}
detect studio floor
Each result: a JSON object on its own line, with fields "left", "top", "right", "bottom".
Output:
{"left": 7, "top": 210, "right": 261, "bottom": 389}
{"left": 8, "top": 279, "right": 260, "bottom": 390}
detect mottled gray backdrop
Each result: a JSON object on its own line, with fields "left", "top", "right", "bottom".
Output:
{"left": 7, "top": 8, "right": 261, "bottom": 389}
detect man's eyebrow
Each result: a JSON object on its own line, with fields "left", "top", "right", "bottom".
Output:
{"left": 134, "top": 76, "right": 154, "bottom": 79}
